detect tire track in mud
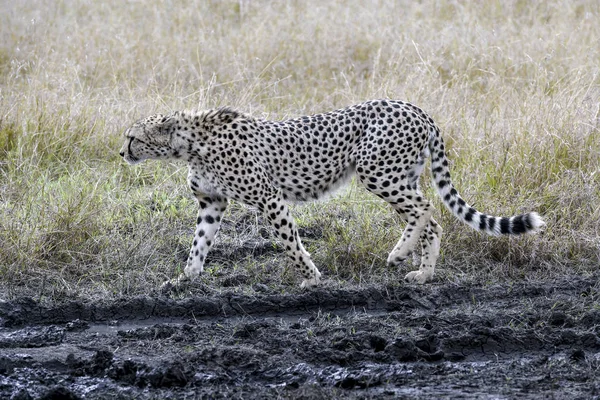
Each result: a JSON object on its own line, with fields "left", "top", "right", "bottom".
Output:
{"left": 1, "top": 275, "right": 600, "bottom": 399}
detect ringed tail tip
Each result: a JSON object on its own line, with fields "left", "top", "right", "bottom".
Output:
{"left": 526, "top": 212, "right": 545, "bottom": 233}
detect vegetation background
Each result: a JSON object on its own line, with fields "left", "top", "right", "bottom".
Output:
{"left": 1, "top": 0, "right": 598, "bottom": 301}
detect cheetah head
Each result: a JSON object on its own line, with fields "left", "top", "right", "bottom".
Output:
{"left": 120, "top": 113, "right": 180, "bottom": 165}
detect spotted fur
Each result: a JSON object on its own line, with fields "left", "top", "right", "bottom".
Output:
{"left": 120, "top": 100, "right": 544, "bottom": 286}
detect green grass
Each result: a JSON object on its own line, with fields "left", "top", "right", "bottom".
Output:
{"left": 1, "top": 0, "right": 599, "bottom": 300}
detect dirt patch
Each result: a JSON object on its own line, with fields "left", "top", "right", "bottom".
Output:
{"left": 1, "top": 275, "right": 599, "bottom": 399}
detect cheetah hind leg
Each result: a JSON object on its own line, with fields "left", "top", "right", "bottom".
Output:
{"left": 386, "top": 196, "right": 433, "bottom": 268}
{"left": 404, "top": 218, "right": 442, "bottom": 284}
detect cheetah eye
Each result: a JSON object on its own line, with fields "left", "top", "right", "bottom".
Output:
{"left": 128, "top": 136, "right": 148, "bottom": 145}
{"left": 125, "top": 136, "right": 140, "bottom": 146}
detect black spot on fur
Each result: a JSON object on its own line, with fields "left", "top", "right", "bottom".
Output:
{"left": 464, "top": 207, "right": 476, "bottom": 222}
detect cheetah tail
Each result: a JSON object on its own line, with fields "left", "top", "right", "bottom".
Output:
{"left": 428, "top": 126, "right": 545, "bottom": 236}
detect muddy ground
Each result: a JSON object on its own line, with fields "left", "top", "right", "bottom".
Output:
{"left": 1, "top": 275, "right": 600, "bottom": 399}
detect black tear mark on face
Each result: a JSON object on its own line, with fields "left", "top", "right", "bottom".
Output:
{"left": 126, "top": 137, "right": 141, "bottom": 162}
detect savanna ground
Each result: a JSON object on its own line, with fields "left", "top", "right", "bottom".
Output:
{"left": 1, "top": 0, "right": 599, "bottom": 398}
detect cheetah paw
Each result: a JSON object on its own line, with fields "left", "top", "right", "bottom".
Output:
{"left": 159, "top": 273, "right": 192, "bottom": 294}
{"left": 300, "top": 271, "right": 322, "bottom": 288}
{"left": 404, "top": 268, "right": 434, "bottom": 284}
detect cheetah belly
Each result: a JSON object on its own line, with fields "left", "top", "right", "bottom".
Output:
{"left": 274, "top": 161, "right": 356, "bottom": 202}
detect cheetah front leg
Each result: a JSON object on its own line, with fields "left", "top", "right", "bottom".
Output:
{"left": 261, "top": 195, "right": 321, "bottom": 287}
{"left": 183, "top": 194, "right": 228, "bottom": 279}
{"left": 162, "top": 194, "right": 227, "bottom": 289}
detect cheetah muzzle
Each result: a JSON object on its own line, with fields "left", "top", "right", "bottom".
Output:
{"left": 120, "top": 100, "right": 545, "bottom": 288}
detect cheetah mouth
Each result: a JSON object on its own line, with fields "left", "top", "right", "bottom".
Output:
{"left": 123, "top": 138, "right": 143, "bottom": 165}
{"left": 124, "top": 155, "right": 142, "bottom": 165}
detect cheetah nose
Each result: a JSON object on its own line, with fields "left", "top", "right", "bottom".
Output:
{"left": 119, "top": 150, "right": 125, "bottom": 157}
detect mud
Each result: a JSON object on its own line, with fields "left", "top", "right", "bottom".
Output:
{"left": 1, "top": 275, "right": 600, "bottom": 399}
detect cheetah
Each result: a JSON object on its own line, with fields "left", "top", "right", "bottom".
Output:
{"left": 120, "top": 100, "right": 544, "bottom": 287}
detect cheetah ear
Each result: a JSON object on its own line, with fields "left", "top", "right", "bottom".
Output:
{"left": 159, "top": 115, "right": 177, "bottom": 136}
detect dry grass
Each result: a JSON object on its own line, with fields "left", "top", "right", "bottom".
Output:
{"left": 1, "top": 0, "right": 599, "bottom": 300}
